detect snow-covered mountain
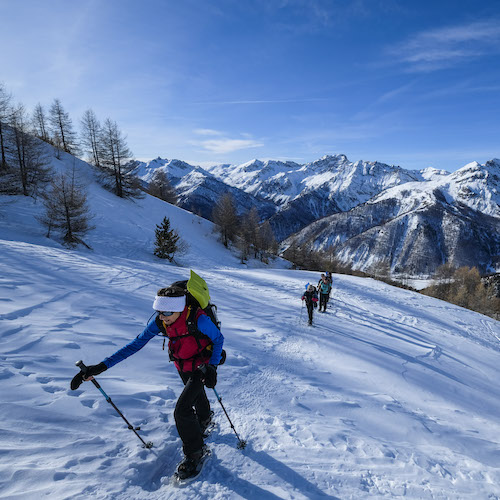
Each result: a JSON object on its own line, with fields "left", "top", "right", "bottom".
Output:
{"left": 137, "top": 154, "right": 455, "bottom": 242}
{"left": 134, "top": 154, "right": 499, "bottom": 276}
{"left": 133, "top": 158, "right": 276, "bottom": 221}
{"left": 206, "top": 155, "right": 445, "bottom": 240}
{"left": 284, "top": 160, "right": 500, "bottom": 275}
{"left": 1, "top": 149, "right": 500, "bottom": 499}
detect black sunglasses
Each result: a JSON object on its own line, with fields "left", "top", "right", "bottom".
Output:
{"left": 157, "top": 311, "right": 175, "bottom": 317}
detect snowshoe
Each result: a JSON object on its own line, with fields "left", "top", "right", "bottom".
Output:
{"left": 172, "top": 446, "right": 211, "bottom": 485}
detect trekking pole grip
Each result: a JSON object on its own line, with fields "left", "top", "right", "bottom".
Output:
{"left": 76, "top": 360, "right": 101, "bottom": 389}
{"left": 76, "top": 359, "right": 88, "bottom": 372}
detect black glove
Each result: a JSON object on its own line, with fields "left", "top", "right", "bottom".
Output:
{"left": 70, "top": 362, "right": 107, "bottom": 390}
{"left": 219, "top": 349, "right": 226, "bottom": 366}
{"left": 203, "top": 364, "right": 217, "bottom": 388}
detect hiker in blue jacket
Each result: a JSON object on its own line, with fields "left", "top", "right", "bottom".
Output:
{"left": 318, "top": 274, "right": 332, "bottom": 312}
{"left": 70, "top": 283, "right": 224, "bottom": 480}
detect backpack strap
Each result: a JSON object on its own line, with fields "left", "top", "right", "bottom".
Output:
{"left": 186, "top": 305, "right": 207, "bottom": 347}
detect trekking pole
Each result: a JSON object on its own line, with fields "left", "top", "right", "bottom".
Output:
{"left": 75, "top": 360, "right": 153, "bottom": 449}
{"left": 212, "top": 387, "right": 247, "bottom": 450}
{"left": 300, "top": 300, "right": 304, "bottom": 321}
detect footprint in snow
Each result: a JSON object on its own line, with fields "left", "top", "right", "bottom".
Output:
{"left": 53, "top": 471, "right": 77, "bottom": 481}
{"left": 62, "top": 342, "right": 81, "bottom": 349}
{"left": 63, "top": 459, "right": 79, "bottom": 469}
{"left": 42, "top": 385, "right": 65, "bottom": 394}
{"left": 80, "top": 399, "right": 98, "bottom": 409}
{"left": 0, "top": 368, "right": 15, "bottom": 380}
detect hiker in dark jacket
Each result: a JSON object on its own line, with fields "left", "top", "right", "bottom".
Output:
{"left": 70, "top": 283, "right": 224, "bottom": 480}
{"left": 318, "top": 274, "right": 332, "bottom": 312}
{"left": 302, "top": 284, "right": 318, "bottom": 325}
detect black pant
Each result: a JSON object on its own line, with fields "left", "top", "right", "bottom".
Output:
{"left": 174, "top": 370, "right": 211, "bottom": 456}
{"left": 319, "top": 293, "right": 328, "bottom": 311}
{"left": 306, "top": 303, "right": 314, "bottom": 323}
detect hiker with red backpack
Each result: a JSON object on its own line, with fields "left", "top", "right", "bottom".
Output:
{"left": 70, "top": 272, "right": 224, "bottom": 482}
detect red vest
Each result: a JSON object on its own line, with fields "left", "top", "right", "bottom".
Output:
{"left": 164, "top": 306, "right": 212, "bottom": 372}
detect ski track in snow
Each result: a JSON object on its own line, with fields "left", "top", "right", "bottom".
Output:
{"left": 2, "top": 174, "right": 500, "bottom": 499}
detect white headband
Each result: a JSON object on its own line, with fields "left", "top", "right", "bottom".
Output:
{"left": 153, "top": 295, "right": 186, "bottom": 312}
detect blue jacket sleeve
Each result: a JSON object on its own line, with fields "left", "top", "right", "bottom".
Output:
{"left": 197, "top": 314, "right": 224, "bottom": 366}
{"left": 102, "top": 318, "right": 161, "bottom": 369}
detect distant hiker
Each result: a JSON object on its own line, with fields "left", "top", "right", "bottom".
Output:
{"left": 302, "top": 284, "right": 318, "bottom": 325}
{"left": 70, "top": 273, "right": 224, "bottom": 481}
{"left": 318, "top": 274, "right": 332, "bottom": 312}
{"left": 325, "top": 271, "right": 332, "bottom": 286}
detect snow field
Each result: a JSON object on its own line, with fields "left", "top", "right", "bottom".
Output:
{"left": 2, "top": 242, "right": 500, "bottom": 498}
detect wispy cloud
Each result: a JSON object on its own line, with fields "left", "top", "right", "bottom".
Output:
{"left": 199, "top": 138, "right": 264, "bottom": 154}
{"left": 192, "top": 129, "right": 264, "bottom": 154}
{"left": 390, "top": 20, "right": 500, "bottom": 71}
{"left": 193, "top": 128, "right": 224, "bottom": 136}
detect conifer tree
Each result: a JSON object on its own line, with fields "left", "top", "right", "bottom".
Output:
{"left": 153, "top": 216, "right": 180, "bottom": 261}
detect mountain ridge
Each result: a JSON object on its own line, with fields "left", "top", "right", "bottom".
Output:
{"left": 134, "top": 154, "right": 500, "bottom": 276}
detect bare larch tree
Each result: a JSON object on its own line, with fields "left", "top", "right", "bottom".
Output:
{"left": 80, "top": 109, "right": 102, "bottom": 168}
{"left": 98, "top": 118, "right": 141, "bottom": 198}
{"left": 49, "top": 98, "right": 79, "bottom": 155}
{"left": 0, "top": 82, "right": 13, "bottom": 170}
{"left": 32, "top": 103, "right": 50, "bottom": 143}
{"left": 38, "top": 167, "right": 94, "bottom": 247}
{"left": 148, "top": 169, "right": 178, "bottom": 204}
{"left": 212, "top": 192, "right": 239, "bottom": 247}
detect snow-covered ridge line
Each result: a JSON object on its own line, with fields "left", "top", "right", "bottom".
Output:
{"left": 133, "top": 155, "right": 500, "bottom": 242}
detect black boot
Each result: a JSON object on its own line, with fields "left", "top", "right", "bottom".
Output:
{"left": 176, "top": 446, "right": 209, "bottom": 481}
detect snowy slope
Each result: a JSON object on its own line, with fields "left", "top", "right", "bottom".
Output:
{"left": 1, "top": 151, "right": 500, "bottom": 499}
{"left": 1, "top": 241, "right": 500, "bottom": 499}
{"left": 0, "top": 149, "right": 249, "bottom": 268}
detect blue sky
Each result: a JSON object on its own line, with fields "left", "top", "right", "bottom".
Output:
{"left": 1, "top": 0, "right": 499, "bottom": 171}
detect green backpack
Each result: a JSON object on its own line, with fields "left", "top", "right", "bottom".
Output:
{"left": 170, "top": 270, "right": 222, "bottom": 336}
